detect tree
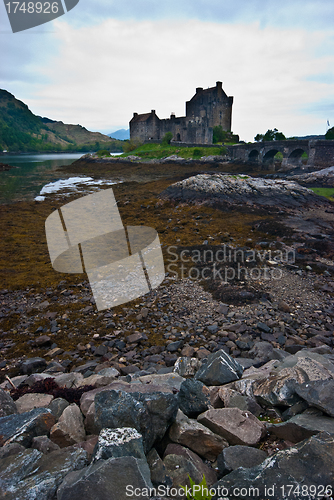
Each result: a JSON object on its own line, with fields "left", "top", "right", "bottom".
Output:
{"left": 254, "top": 128, "right": 286, "bottom": 142}
{"left": 325, "top": 126, "right": 334, "bottom": 140}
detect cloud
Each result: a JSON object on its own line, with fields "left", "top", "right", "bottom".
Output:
{"left": 55, "top": 0, "right": 334, "bottom": 31}
{"left": 18, "top": 18, "right": 334, "bottom": 142}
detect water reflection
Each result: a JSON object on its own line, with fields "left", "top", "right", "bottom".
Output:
{"left": 0, "top": 153, "right": 87, "bottom": 203}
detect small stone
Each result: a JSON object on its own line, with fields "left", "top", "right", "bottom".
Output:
{"left": 34, "top": 335, "right": 51, "bottom": 346}
{"left": 278, "top": 300, "right": 291, "bottom": 313}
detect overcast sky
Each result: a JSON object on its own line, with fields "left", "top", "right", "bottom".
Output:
{"left": 1, "top": 0, "right": 334, "bottom": 141}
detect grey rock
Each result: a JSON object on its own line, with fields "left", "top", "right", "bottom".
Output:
{"left": 57, "top": 455, "right": 152, "bottom": 500}
{"left": 31, "top": 435, "right": 60, "bottom": 454}
{"left": 0, "top": 388, "right": 17, "bottom": 417}
{"left": 178, "top": 378, "right": 210, "bottom": 417}
{"left": 212, "top": 432, "right": 334, "bottom": 500}
{"left": 198, "top": 408, "right": 265, "bottom": 446}
{"left": 267, "top": 412, "right": 334, "bottom": 443}
{"left": 0, "top": 446, "right": 88, "bottom": 500}
{"left": 0, "top": 407, "right": 55, "bottom": 447}
{"left": 195, "top": 349, "right": 243, "bottom": 386}
{"left": 50, "top": 403, "right": 86, "bottom": 447}
{"left": 169, "top": 410, "right": 228, "bottom": 462}
{"left": 71, "top": 361, "right": 99, "bottom": 375}
{"left": 137, "top": 372, "right": 184, "bottom": 390}
{"left": 217, "top": 445, "right": 268, "bottom": 476}
{"left": 167, "top": 340, "right": 183, "bottom": 352}
{"left": 48, "top": 397, "right": 69, "bottom": 420}
{"left": 0, "top": 375, "right": 28, "bottom": 390}
{"left": 15, "top": 393, "right": 54, "bottom": 414}
{"left": 93, "top": 388, "right": 178, "bottom": 453}
{"left": 173, "top": 357, "right": 201, "bottom": 378}
{"left": 248, "top": 341, "right": 274, "bottom": 362}
{"left": 146, "top": 448, "right": 172, "bottom": 488}
{"left": 217, "top": 387, "right": 262, "bottom": 417}
{"left": 76, "top": 372, "right": 119, "bottom": 388}
{"left": 126, "top": 332, "right": 148, "bottom": 343}
{"left": 295, "top": 379, "right": 334, "bottom": 417}
{"left": 54, "top": 372, "right": 84, "bottom": 388}
{"left": 20, "top": 357, "right": 47, "bottom": 375}
{"left": 0, "top": 442, "right": 25, "bottom": 459}
{"left": 162, "top": 174, "right": 322, "bottom": 209}
{"left": 163, "top": 443, "right": 217, "bottom": 487}
{"left": 92, "top": 427, "right": 146, "bottom": 462}
{"left": 94, "top": 345, "right": 108, "bottom": 356}
{"left": 96, "top": 367, "right": 120, "bottom": 377}
{"left": 282, "top": 400, "right": 309, "bottom": 420}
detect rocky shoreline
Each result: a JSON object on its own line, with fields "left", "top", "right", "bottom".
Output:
{"left": 1, "top": 160, "right": 334, "bottom": 499}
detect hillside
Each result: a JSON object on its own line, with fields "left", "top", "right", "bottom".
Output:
{"left": 0, "top": 90, "right": 123, "bottom": 153}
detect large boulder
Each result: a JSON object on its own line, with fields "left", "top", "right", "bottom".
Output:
{"left": 163, "top": 443, "right": 217, "bottom": 488}
{"left": 15, "top": 393, "right": 54, "bottom": 414}
{"left": 294, "top": 379, "right": 334, "bottom": 417}
{"left": 169, "top": 410, "right": 228, "bottom": 461}
{"left": 212, "top": 432, "right": 334, "bottom": 500}
{"left": 266, "top": 411, "right": 334, "bottom": 443}
{"left": 92, "top": 388, "right": 179, "bottom": 453}
{"left": 92, "top": 427, "right": 146, "bottom": 462}
{"left": 217, "top": 445, "right": 268, "bottom": 477}
{"left": 160, "top": 174, "right": 325, "bottom": 209}
{"left": 50, "top": 403, "right": 86, "bottom": 448}
{"left": 57, "top": 455, "right": 153, "bottom": 500}
{"left": 0, "top": 446, "right": 88, "bottom": 499}
{"left": 198, "top": 408, "right": 265, "bottom": 446}
{"left": 0, "top": 407, "right": 55, "bottom": 447}
{"left": 194, "top": 350, "right": 243, "bottom": 386}
{"left": 178, "top": 378, "right": 210, "bottom": 417}
{"left": 20, "top": 357, "right": 47, "bottom": 375}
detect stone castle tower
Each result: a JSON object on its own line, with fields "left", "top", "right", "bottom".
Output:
{"left": 130, "top": 81, "right": 233, "bottom": 144}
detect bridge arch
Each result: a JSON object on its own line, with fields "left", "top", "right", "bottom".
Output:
{"left": 288, "top": 148, "right": 308, "bottom": 161}
{"left": 248, "top": 149, "right": 260, "bottom": 162}
{"left": 263, "top": 148, "right": 280, "bottom": 163}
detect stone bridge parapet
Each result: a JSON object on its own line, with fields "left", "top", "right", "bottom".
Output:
{"left": 227, "top": 139, "right": 334, "bottom": 170}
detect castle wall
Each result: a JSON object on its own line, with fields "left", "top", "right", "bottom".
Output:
{"left": 130, "top": 82, "right": 233, "bottom": 144}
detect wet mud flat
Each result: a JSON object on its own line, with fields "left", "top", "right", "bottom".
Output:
{"left": 0, "top": 159, "right": 334, "bottom": 379}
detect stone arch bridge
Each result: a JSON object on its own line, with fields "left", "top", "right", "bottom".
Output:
{"left": 227, "top": 139, "right": 334, "bottom": 170}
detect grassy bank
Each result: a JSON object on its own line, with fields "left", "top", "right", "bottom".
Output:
{"left": 120, "top": 143, "right": 228, "bottom": 160}
{"left": 309, "top": 187, "right": 334, "bottom": 201}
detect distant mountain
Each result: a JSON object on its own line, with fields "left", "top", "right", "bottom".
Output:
{"left": 0, "top": 89, "right": 123, "bottom": 153}
{"left": 108, "top": 129, "right": 130, "bottom": 140}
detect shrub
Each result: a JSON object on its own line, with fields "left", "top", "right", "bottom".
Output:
{"left": 123, "top": 138, "right": 143, "bottom": 152}
{"left": 162, "top": 132, "right": 173, "bottom": 145}
{"left": 193, "top": 148, "right": 202, "bottom": 158}
{"left": 96, "top": 149, "right": 110, "bottom": 157}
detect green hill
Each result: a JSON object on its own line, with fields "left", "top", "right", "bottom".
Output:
{"left": 0, "top": 89, "right": 123, "bottom": 153}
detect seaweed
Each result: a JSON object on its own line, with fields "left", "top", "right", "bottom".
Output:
{"left": 10, "top": 377, "right": 95, "bottom": 405}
